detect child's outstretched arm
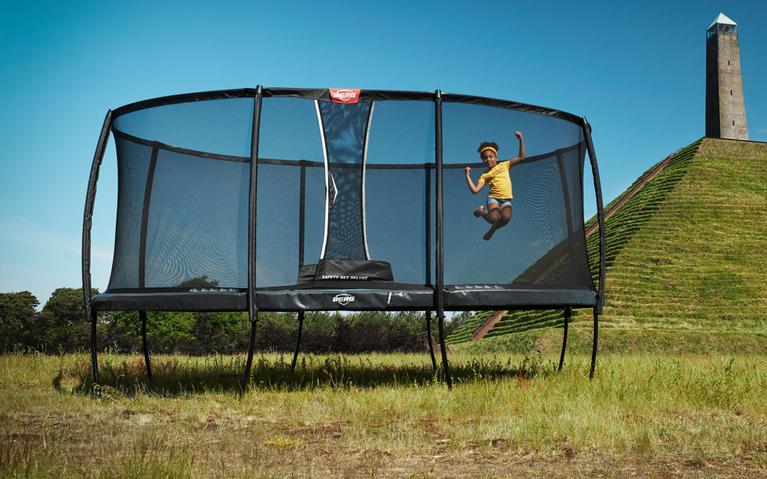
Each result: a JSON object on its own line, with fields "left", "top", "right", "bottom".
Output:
{"left": 507, "top": 131, "right": 526, "bottom": 168}
{"left": 465, "top": 166, "right": 483, "bottom": 194}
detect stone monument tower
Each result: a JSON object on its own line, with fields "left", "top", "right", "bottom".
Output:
{"left": 706, "top": 13, "right": 748, "bottom": 139}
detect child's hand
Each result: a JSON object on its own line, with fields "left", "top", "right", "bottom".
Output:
{"left": 515, "top": 131, "right": 523, "bottom": 139}
{"left": 464, "top": 166, "right": 472, "bottom": 175}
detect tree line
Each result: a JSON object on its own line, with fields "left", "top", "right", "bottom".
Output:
{"left": 0, "top": 288, "right": 472, "bottom": 354}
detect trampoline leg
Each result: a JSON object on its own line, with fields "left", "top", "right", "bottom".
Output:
{"left": 425, "top": 310, "right": 437, "bottom": 371}
{"left": 90, "top": 309, "right": 99, "bottom": 385}
{"left": 558, "top": 307, "right": 571, "bottom": 372}
{"left": 291, "top": 311, "right": 304, "bottom": 371}
{"left": 590, "top": 306, "right": 599, "bottom": 379}
{"left": 436, "top": 311, "right": 453, "bottom": 389}
{"left": 139, "top": 311, "right": 152, "bottom": 381}
{"left": 242, "top": 312, "right": 258, "bottom": 389}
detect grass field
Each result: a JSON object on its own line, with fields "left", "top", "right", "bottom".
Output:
{"left": 2, "top": 351, "right": 766, "bottom": 478}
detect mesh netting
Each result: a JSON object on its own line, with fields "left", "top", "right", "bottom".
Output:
{"left": 104, "top": 91, "right": 594, "bottom": 301}
{"left": 318, "top": 100, "right": 371, "bottom": 260}
{"left": 107, "top": 139, "right": 152, "bottom": 290}
{"left": 144, "top": 149, "right": 249, "bottom": 288}
{"left": 441, "top": 100, "right": 591, "bottom": 288}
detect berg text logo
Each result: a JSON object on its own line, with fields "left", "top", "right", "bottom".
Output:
{"left": 332, "top": 293, "right": 355, "bottom": 306}
{"left": 329, "top": 88, "right": 361, "bottom": 104}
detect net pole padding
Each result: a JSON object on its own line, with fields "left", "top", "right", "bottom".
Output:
{"left": 583, "top": 118, "right": 604, "bottom": 379}
{"left": 361, "top": 103, "right": 374, "bottom": 260}
{"left": 299, "top": 165, "right": 306, "bottom": 267}
{"left": 555, "top": 152, "right": 575, "bottom": 235}
{"left": 558, "top": 307, "right": 572, "bottom": 372}
{"left": 138, "top": 146, "right": 159, "bottom": 288}
{"left": 434, "top": 90, "right": 452, "bottom": 389}
{"left": 243, "top": 85, "right": 264, "bottom": 389}
{"left": 425, "top": 152, "right": 437, "bottom": 371}
{"left": 425, "top": 165, "right": 432, "bottom": 285}
{"left": 291, "top": 311, "right": 305, "bottom": 371}
{"left": 140, "top": 311, "right": 153, "bottom": 381}
{"left": 82, "top": 109, "right": 113, "bottom": 387}
{"left": 292, "top": 165, "right": 307, "bottom": 372}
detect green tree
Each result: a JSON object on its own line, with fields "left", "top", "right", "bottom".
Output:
{"left": 39, "top": 288, "right": 96, "bottom": 352}
{"left": 101, "top": 311, "right": 140, "bottom": 352}
{"left": 300, "top": 312, "right": 337, "bottom": 353}
{"left": 252, "top": 313, "right": 295, "bottom": 351}
{"left": 345, "top": 311, "right": 422, "bottom": 352}
{"left": 145, "top": 311, "right": 197, "bottom": 353}
{"left": 0, "top": 291, "right": 39, "bottom": 352}
{"left": 101, "top": 311, "right": 199, "bottom": 354}
{"left": 192, "top": 312, "right": 249, "bottom": 354}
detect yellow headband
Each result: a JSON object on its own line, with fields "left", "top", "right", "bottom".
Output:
{"left": 480, "top": 146, "right": 497, "bottom": 155}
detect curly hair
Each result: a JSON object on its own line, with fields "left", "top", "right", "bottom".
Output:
{"left": 477, "top": 141, "right": 499, "bottom": 155}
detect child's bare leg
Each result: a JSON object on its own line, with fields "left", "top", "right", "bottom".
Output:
{"left": 482, "top": 205, "right": 511, "bottom": 240}
{"left": 475, "top": 203, "right": 500, "bottom": 225}
{"left": 496, "top": 205, "right": 512, "bottom": 227}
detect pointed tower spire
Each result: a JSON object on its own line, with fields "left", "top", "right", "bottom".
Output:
{"left": 708, "top": 12, "right": 736, "bottom": 30}
{"left": 706, "top": 13, "right": 749, "bottom": 140}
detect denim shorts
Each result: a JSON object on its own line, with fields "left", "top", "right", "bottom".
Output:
{"left": 487, "top": 197, "right": 512, "bottom": 208}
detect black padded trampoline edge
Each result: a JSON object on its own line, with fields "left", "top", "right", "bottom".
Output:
{"left": 92, "top": 287, "right": 596, "bottom": 312}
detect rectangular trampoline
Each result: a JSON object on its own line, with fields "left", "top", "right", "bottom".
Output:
{"left": 82, "top": 87, "right": 606, "bottom": 387}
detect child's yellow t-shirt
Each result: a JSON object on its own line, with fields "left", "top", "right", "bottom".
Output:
{"left": 477, "top": 161, "right": 513, "bottom": 198}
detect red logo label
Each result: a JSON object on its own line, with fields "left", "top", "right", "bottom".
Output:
{"left": 329, "top": 88, "right": 361, "bottom": 103}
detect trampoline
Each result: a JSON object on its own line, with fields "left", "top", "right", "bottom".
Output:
{"left": 82, "top": 87, "right": 606, "bottom": 388}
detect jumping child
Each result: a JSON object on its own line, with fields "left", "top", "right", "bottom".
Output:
{"left": 464, "top": 131, "right": 525, "bottom": 240}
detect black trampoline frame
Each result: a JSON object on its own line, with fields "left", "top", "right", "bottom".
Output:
{"left": 82, "top": 87, "right": 606, "bottom": 389}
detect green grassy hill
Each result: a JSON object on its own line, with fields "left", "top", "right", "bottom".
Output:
{"left": 449, "top": 138, "right": 767, "bottom": 352}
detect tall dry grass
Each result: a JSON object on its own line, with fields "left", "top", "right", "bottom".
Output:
{"left": 2, "top": 351, "right": 766, "bottom": 478}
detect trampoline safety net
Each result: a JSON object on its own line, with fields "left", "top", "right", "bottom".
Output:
{"left": 93, "top": 88, "right": 597, "bottom": 312}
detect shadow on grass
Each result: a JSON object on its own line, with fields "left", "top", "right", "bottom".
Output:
{"left": 57, "top": 353, "right": 554, "bottom": 397}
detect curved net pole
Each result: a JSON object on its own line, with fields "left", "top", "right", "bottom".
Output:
{"left": 434, "top": 90, "right": 452, "bottom": 389}
{"left": 558, "top": 307, "right": 571, "bottom": 372}
{"left": 583, "top": 118, "right": 605, "bottom": 380}
{"left": 139, "top": 311, "right": 152, "bottom": 380}
{"left": 82, "top": 110, "right": 113, "bottom": 387}
{"left": 291, "top": 311, "right": 305, "bottom": 371}
{"left": 243, "top": 86, "right": 264, "bottom": 390}
{"left": 425, "top": 309, "right": 437, "bottom": 371}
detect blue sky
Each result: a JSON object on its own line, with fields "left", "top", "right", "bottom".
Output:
{"left": 1, "top": 0, "right": 765, "bottom": 305}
